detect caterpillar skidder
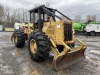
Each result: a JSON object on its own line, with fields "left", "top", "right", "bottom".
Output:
{"left": 11, "top": 5, "right": 86, "bottom": 71}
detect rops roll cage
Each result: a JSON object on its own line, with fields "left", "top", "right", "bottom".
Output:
{"left": 29, "top": 5, "right": 72, "bottom": 31}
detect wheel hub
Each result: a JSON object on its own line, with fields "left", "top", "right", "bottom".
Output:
{"left": 30, "top": 39, "right": 37, "bottom": 54}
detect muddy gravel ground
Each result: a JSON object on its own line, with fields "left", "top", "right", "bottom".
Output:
{"left": 0, "top": 32, "right": 100, "bottom": 75}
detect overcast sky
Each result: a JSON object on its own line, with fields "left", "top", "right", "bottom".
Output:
{"left": 0, "top": 0, "right": 100, "bottom": 19}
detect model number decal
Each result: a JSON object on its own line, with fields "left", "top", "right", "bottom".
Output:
{"left": 57, "top": 25, "right": 60, "bottom": 28}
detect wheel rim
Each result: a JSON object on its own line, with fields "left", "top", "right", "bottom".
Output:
{"left": 91, "top": 32, "right": 95, "bottom": 35}
{"left": 30, "top": 39, "right": 37, "bottom": 54}
{"left": 75, "top": 30, "right": 78, "bottom": 34}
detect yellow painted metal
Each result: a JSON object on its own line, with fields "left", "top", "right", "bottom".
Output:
{"left": 43, "top": 19, "right": 64, "bottom": 44}
{"left": 50, "top": 38, "right": 86, "bottom": 71}
{"left": 50, "top": 38, "right": 59, "bottom": 58}
{"left": 50, "top": 38, "right": 85, "bottom": 59}
{"left": 51, "top": 47, "right": 59, "bottom": 59}
{"left": 14, "top": 17, "right": 86, "bottom": 71}
{"left": 42, "top": 19, "right": 86, "bottom": 68}
{"left": 18, "top": 19, "right": 74, "bottom": 45}
{"left": 50, "top": 38, "right": 57, "bottom": 48}
{"left": 60, "top": 41, "right": 72, "bottom": 51}
{"left": 20, "top": 23, "right": 33, "bottom": 38}
{"left": 30, "top": 39, "right": 37, "bottom": 54}
{"left": 42, "top": 19, "right": 74, "bottom": 45}
{"left": 75, "top": 38, "right": 84, "bottom": 50}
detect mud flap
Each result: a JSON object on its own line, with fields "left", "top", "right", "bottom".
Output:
{"left": 53, "top": 47, "right": 86, "bottom": 71}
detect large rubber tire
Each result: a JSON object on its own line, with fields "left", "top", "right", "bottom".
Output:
{"left": 14, "top": 29, "right": 25, "bottom": 48}
{"left": 75, "top": 30, "right": 79, "bottom": 34}
{"left": 90, "top": 31, "right": 95, "bottom": 36}
{"left": 28, "top": 31, "right": 51, "bottom": 62}
{"left": 87, "top": 32, "right": 90, "bottom": 36}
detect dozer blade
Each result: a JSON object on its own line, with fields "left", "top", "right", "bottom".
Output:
{"left": 53, "top": 47, "right": 86, "bottom": 71}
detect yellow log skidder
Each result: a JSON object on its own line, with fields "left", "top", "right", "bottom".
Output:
{"left": 11, "top": 5, "right": 86, "bottom": 71}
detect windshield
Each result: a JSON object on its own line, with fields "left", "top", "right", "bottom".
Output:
{"left": 87, "top": 24, "right": 93, "bottom": 27}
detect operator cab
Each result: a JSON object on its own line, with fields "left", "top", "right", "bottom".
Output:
{"left": 29, "top": 5, "right": 72, "bottom": 32}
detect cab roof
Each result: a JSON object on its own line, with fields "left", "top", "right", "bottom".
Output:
{"left": 29, "top": 5, "right": 55, "bottom": 13}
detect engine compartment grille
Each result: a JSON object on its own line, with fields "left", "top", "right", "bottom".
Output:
{"left": 64, "top": 23, "right": 72, "bottom": 41}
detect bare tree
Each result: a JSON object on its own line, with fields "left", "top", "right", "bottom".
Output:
{"left": 0, "top": 4, "right": 5, "bottom": 22}
{"left": 86, "top": 15, "right": 92, "bottom": 23}
{"left": 91, "top": 15, "right": 96, "bottom": 22}
{"left": 86, "top": 15, "right": 97, "bottom": 23}
{"left": 74, "top": 15, "right": 81, "bottom": 22}
{"left": 5, "top": 7, "right": 11, "bottom": 22}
